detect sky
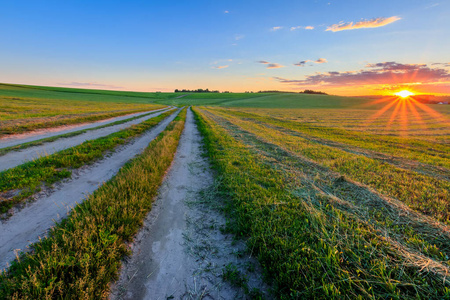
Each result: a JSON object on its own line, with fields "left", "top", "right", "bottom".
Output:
{"left": 0, "top": 0, "right": 449, "bottom": 95}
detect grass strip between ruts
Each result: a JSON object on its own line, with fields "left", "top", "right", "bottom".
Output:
{"left": 0, "top": 108, "right": 187, "bottom": 299}
{"left": 0, "top": 104, "right": 165, "bottom": 137}
{"left": 0, "top": 109, "right": 174, "bottom": 214}
{"left": 0, "top": 107, "right": 170, "bottom": 157}
{"left": 192, "top": 107, "right": 449, "bottom": 299}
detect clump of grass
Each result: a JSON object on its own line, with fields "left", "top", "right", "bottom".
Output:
{"left": 193, "top": 107, "right": 450, "bottom": 299}
{"left": 0, "top": 110, "right": 174, "bottom": 214}
{"left": 0, "top": 108, "right": 187, "bottom": 299}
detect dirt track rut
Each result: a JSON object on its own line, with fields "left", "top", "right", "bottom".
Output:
{"left": 111, "top": 108, "right": 268, "bottom": 300}
{"left": 0, "top": 109, "right": 180, "bottom": 271}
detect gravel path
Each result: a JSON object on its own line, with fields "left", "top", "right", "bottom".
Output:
{"left": 0, "top": 109, "right": 181, "bottom": 271}
{"left": 111, "top": 108, "right": 268, "bottom": 300}
{"left": 0, "top": 107, "right": 170, "bottom": 149}
{"left": 0, "top": 107, "right": 173, "bottom": 172}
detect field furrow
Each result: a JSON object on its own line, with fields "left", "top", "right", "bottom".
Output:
{"left": 201, "top": 109, "right": 450, "bottom": 267}
{"left": 220, "top": 109, "right": 450, "bottom": 169}
{"left": 205, "top": 108, "right": 450, "bottom": 224}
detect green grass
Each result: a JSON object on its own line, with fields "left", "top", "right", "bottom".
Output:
{"left": 0, "top": 108, "right": 187, "bottom": 299}
{"left": 207, "top": 108, "right": 450, "bottom": 222}
{"left": 0, "top": 83, "right": 168, "bottom": 136}
{"left": 0, "top": 83, "right": 177, "bottom": 103}
{"left": 0, "top": 110, "right": 174, "bottom": 214}
{"left": 192, "top": 107, "right": 450, "bottom": 299}
{"left": 202, "top": 108, "right": 450, "bottom": 266}
{"left": 215, "top": 109, "right": 450, "bottom": 169}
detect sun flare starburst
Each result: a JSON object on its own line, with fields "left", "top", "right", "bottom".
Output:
{"left": 394, "top": 90, "right": 415, "bottom": 98}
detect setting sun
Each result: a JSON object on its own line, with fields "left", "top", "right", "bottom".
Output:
{"left": 395, "top": 90, "right": 415, "bottom": 98}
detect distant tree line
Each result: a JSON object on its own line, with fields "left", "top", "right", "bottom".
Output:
{"left": 301, "top": 89, "right": 328, "bottom": 95}
{"left": 257, "top": 89, "right": 328, "bottom": 95}
{"left": 174, "top": 88, "right": 328, "bottom": 95}
{"left": 174, "top": 88, "right": 220, "bottom": 93}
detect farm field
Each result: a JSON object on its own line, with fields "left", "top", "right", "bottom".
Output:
{"left": 0, "top": 84, "right": 167, "bottom": 137}
{"left": 191, "top": 96, "right": 450, "bottom": 298}
{"left": 0, "top": 86, "right": 449, "bottom": 299}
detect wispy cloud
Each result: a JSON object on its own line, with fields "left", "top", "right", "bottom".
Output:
{"left": 290, "top": 26, "right": 315, "bottom": 31}
{"left": 61, "top": 82, "right": 123, "bottom": 89}
{"left": 235, "top": 34, "right": 245, "bottom": 40}
{"left": 275, "top": 62, "right": 450, "bottom": 87}
{"left": 213, "top": 65, "right": 229, "bottom": 69}
{"left": 432, "top": 62, "right": 450, "bottom": 67}
{"left": 224, "top": 10, "right": 229, "bottom": 13}
{"left": 267, "top": 63, "right": 285, "bottom": 69}
{"left": 257, "top": 61, "right": 284, "bottom": 69}
{"left": 294, "top": 58, "right": 327, "bottom": 66}
{"left": 326, "top": 16, "right": 401, "bottom": 32}
{"left": 270, "top": 26, "right": 283, "bottom": 32}
{"left": 294, "top": 60, "right": 310, "bottom": 67}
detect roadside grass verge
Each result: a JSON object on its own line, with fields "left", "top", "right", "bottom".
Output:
{"left": 0, "top": 108, "right": 170, "bottom": 156}
{"left": 193, "top": 107, "right": 450, "bottom": 299}
{"left": 0, "top": 110, "right": 174, "bottom": 214}
{"left": 0, "top": 108, "right": 187, "bottom": 299}
{"left": 208, "top": 108, "right": 450, "bottom": 224}
{"left": 218, "top": 109, "right": 450, "bottom": 169}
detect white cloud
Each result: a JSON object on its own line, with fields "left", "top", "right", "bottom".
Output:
{"left": 270, "top": 26, "right": 283, "bottom": 32}
{"left": 291, "top": 26, "right": 315, "bottom": 31}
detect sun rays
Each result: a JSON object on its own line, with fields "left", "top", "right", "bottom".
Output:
{"left": 363, "top": 95, "right": 449, "bottom": 136}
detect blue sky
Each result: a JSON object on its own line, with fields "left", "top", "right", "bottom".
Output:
{"left": 1, "top": 0, "right": 449, "bottom": 95}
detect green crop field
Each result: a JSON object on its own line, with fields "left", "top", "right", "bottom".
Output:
{"left": 0, "top": 83, "right": 167, "bottom": 136}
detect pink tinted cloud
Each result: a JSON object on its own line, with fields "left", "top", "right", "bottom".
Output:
{"left": 326, "top": 16, "right": 401, "bottom": 32}
{"left": 275, "top": 62, "right": 450, "bottom": 86}
{"left": 267, "top": 63, "right": 285, "bottom": 69}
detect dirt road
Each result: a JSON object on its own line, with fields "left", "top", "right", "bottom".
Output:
{"left": 0, "top": 107, "right": 170, "bottom": 149}
{"left": 111, "top": 108, "right": 268, "bottom": 300}
{"left": 0, "top": 109, "right": 180, "bottom": 271}
{"left": 0, "top": 107, "right": 173, "bottom": 172}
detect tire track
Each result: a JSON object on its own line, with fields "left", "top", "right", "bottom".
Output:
{"left": 0, "top": 109, "right": 181, "bottom": 271}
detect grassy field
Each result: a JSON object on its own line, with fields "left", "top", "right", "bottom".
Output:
{"left": 0, "top": 84, "right": 167, "bottom": 136}
{"left": 0, "top": 109, "right": 187, "bottom": 299}
{"left": 193, "top": 106, "right": 450, "bottom": 298}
